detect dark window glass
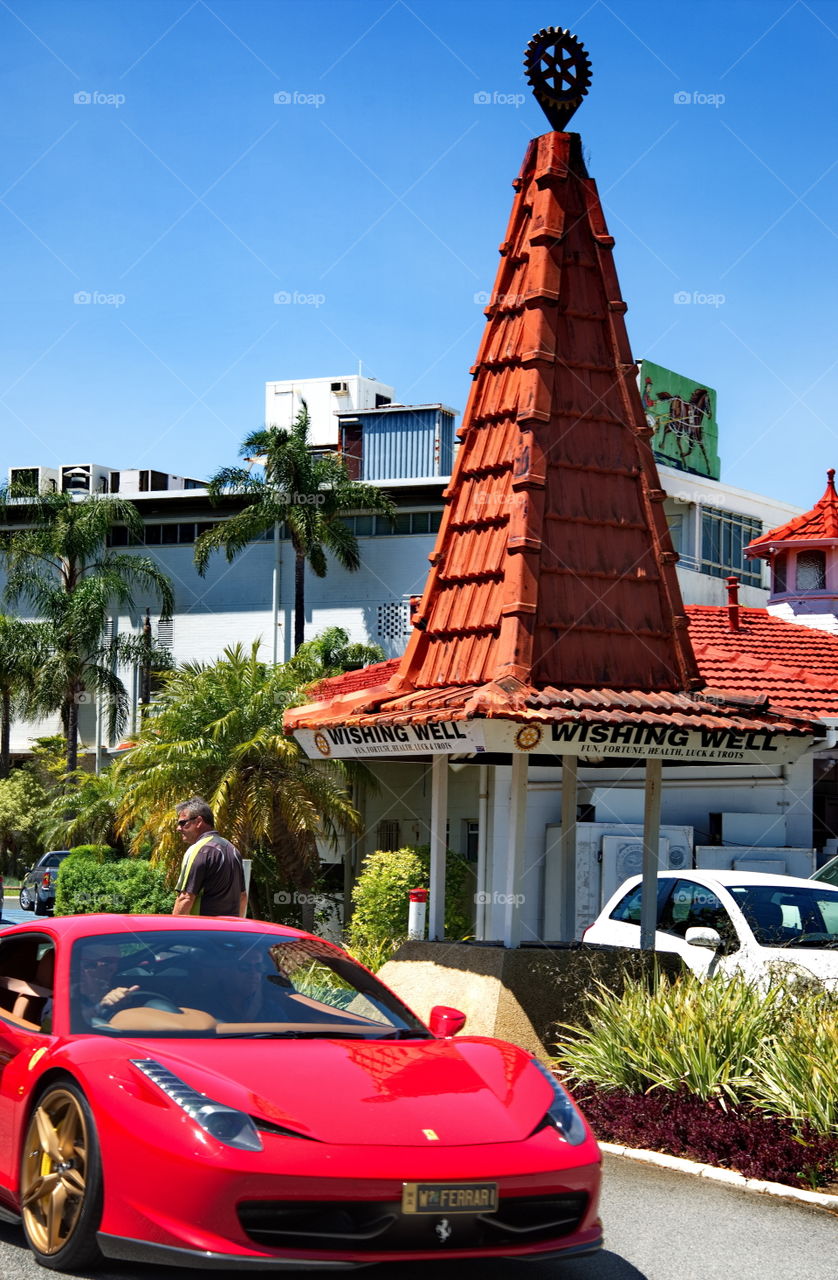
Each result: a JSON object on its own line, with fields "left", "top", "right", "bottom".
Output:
{"left": 666, "top": 514, "right": 683, "bottom": 555}
{"left": 609, "top": 883, "right": 644, "bottom": 925}
{"left": 354, "top": 515, "right": 373, "bottom": 536}
{"left": 773, "top": 552, "right": 787, "bottom": 594}
{"left": 700, "top": 507, "right": 762, "bottom": 585}
{"left": 178, "top": 524, "right": 195, "bottom": 544}
{"left": 380, "top": 513, "right": 411, "bottom": 536}
{"left": 159, "top": 525, "right": 180, "bottom": 545}
{"left": 429, "top": 510, "right": 442, "bottom": 532}
{"left": 110, "top": 525, "right": 129, "bottom": 547}
{"left": 796, "top": 551, "right": 826, "bottom": 591}
{"left": 659, "top": 879, "right": 736, "bottom": 949}
{"left": 143, "top": 525, "right": 162, "bottom": 545}
{"left": 411, "top": 511, "right": 430, "bottom": 534}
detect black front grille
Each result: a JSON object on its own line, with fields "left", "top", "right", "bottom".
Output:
{"left": 238, "top": 1193, "right": 588, "bottom": 1253}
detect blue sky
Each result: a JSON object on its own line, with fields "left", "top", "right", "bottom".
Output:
{"left": 0, "top": 0, "right": 836, "bottom": 508}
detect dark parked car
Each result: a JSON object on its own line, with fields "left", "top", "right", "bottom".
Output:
{"left": 19, "top": 850, "right": 70, "bottom": 915}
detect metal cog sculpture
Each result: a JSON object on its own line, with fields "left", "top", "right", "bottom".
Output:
{"left": 524, "top": 27, "right": 592, "bottom": 131}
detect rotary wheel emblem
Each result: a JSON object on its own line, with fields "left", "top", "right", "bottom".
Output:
{"left": 524, "top": 28, "right": 592, "bottom": 131}
{"left": 515, "top": 724, "right": 542, "bottom": 751}
{"left": 314, "top": 732, "right": 331, "bottom": 757}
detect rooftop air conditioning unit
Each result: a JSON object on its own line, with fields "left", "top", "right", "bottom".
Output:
{"left": 8, "top": 466, "right": 59, "bottom": 494}
{"left": 331, "top": 381, "right": 350, "bottom": 395}
{"left": 60, "top": 464, "right": 112, "bottom": 495}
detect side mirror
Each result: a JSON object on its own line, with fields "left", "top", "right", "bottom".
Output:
{"left": 685, "top": 926, "right": 722, "bottom": 951}
{"left": 428, "top": 1005, "right": 466, "bottom": 1037}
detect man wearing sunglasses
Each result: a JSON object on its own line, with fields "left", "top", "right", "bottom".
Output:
{"left": 172, "top": 797, "right": 247, "bottom": 918}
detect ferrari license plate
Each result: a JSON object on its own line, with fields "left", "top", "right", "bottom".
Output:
{"left": 402, "top": 1181, "right": 498, "bottom": 1215}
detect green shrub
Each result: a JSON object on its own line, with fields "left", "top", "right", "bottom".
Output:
{"left": 347, "top": 845, "right": 472, "bottom": 966}
{"left": 55, "top": 849, "right": 175, "bottom": 916}
{"left": 554, "top": 969, "right": 838, "bottom": 1134}
{"left": 555, "top": 970, "right": 790, "bottom": 1105}
{"left": 67, "top": 844, "right": 122, "bottom": 863}
{"left": 748, "top": 998, "right": 838, "bottom": 1134}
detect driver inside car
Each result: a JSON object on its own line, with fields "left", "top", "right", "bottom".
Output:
{"left": 78, "top": 946, "right": 140, "bottom": 1024}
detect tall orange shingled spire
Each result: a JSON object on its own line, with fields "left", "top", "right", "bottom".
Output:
{"left": 392, "top": 28, "right": 702, "bottom": 701}
{"left": 287, "top": 30, "right": 746, "bottom": 742}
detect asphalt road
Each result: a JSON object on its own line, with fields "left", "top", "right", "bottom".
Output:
{"left": 1, "top": 903, "right": 29, "bottom": 926}
{"left": 0, "top": 1154, "right": 835, "bottom": 1280}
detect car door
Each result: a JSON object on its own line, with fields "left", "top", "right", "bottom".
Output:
{"left": 655, "top": 878, "right": 741, "bottom": 977}
{"left": 587, "top": 877, "right": 675, "bottom": 949}
{"left": 0, "top": 933, "right": 56, "bottom": 1190}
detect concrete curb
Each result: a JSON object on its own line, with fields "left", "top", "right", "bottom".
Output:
{"left": 600, "top": 1142, "right": 838, "bottom": 1210}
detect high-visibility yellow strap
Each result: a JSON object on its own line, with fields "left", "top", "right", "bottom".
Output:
{"left": 175, "top": 833, "right": 215, "bottom": 913}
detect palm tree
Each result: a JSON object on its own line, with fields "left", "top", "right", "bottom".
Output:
{"left": 288, "top": 626, "right": 385, "bottom": 683}
{"left": 0, "top": 486, "right": 174, "bottom": 773}
{"left": 38, "top": 766, "right": 129, "bottom": 855}
{"left": 194, "top": 406, "right": 395, "bottom": 653}
{"left": 0, "top": 615, "right": 45, "bottom": 778}
{"left": 113, "top": 641, "right": 363, "bottom": 918}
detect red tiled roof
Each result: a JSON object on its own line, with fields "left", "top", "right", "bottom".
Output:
{"left": 291, "top": 607, "right": 837, "bottom": 730}
{"left": 687, "top": 605, "right": 838, "bottom": 718}
{"left": 310, "top": 660, "right": 399, "bottom": 701}
{"left": 746, "top": 470, "right": 838, "bottom": 557}
{"left": 293, "top": 679, "right": 808, "bottom": 735}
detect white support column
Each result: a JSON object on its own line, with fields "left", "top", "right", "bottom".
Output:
{"left": 502, "top": 752, "right": 528, "bottom": 948}
{"left": 640, "top": 757, "right": 663, "bottom": 951}
{"left": 475, "top": 764, "right": 489, "bottom": 940}
{"left": 271, "top": 520, "right": 281, "bottom": 666}
{"left": 429, "top": 755, "right": 449, "bottom": 941}
{"left": 559, "top": 754, "right": 578, "bottom": 941}
{"left": 94, "top": 688, "right": 104, "bottom": 775}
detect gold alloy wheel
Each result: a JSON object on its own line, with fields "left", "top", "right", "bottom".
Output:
{"left": 21, "top": 1088, "right": 89, "bottom": 1256}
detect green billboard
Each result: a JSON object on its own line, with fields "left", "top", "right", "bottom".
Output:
{"left": 639, "top": 359, "right": 720, "bottom": 480}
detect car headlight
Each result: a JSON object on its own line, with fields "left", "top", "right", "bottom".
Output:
{"left": 531, "top": 1061, "right": 588, "bottom": 1146}
{"left": 132, "top": 1059, "right": 263, "bottom": 1152}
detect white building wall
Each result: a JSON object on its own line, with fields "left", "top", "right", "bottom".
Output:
{"left": 659, "top": 464, "right": 801, "bottom": 601}
{"left": 357, "top": 761, "right": 480, "bottom": 865}
{"left": 264, "top": 376, "right": 396, "bottom": 448}
{"left": 589, "top": 765, "right": 795, "bottom": 846}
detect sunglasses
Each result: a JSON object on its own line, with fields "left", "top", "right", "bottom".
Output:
{"left": 176, "top": 817, "right": 197, "bottom": 828}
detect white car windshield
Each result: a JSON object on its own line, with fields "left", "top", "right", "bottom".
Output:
{"left": 69, "top": 931, "right": 431, "bottom": 1039}
{"left": 728, "top": 885, "right": 838, "bottom": 949}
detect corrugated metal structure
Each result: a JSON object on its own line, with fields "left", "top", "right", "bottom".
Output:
{"left": 338, "top": 405, "right": 455, "bottom": 482}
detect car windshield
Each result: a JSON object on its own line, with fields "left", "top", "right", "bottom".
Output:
{"left": 728, "top": 884, "right": 838, "bottom": 949}
{"left": 69, "top": 930, "right": 431, "bottom": 1039}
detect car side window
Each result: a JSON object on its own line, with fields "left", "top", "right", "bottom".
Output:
{"left": 609, "top": 879, "right": 674, "bottom": 928}
{"left": 659, "top": 880, "right": 738, "bottom": 951}
{"left": 609, "top": 883, "right": 644, "bottom": 924}
{"left": 0, "top": 938, "right": 56, "bottom": 1030}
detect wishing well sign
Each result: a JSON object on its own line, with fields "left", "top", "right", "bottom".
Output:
{"left": 295, "top": 718, "right": 810, "bottom": 764}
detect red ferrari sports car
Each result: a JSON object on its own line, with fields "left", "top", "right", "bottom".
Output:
{"left": 0, "top": 914, "right": 602, "bottom": 1272}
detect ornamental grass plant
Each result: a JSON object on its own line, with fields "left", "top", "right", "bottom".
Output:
{"left": 554, "top": 970, "right": 838, "bottom": 1134}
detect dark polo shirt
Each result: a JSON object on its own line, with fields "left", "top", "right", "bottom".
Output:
{"left": 176, "top": 831, "right": 244, "bottom": 916}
